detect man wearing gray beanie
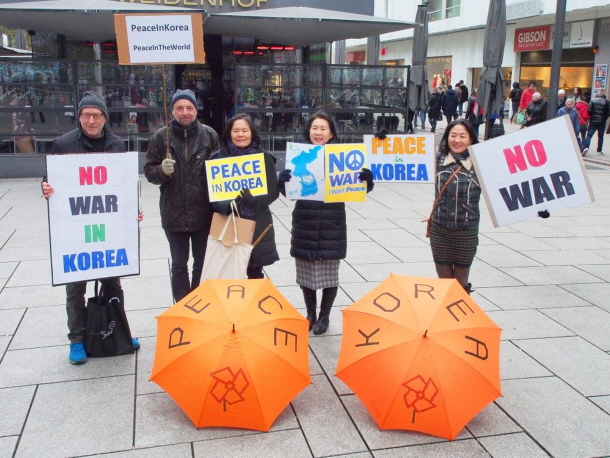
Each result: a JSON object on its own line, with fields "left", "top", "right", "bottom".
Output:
{"left": 144, "top": 88, "right": 220, "bottom": 302}
{"left": 41, "top": 90, "right": 141, "bottom": 365}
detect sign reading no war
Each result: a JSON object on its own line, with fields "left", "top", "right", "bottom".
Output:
{"left": 206, "top": 153, "right": 268, "bottom": 202}
{"left": 46, "top": 152, "right": 140, "bottom": 286}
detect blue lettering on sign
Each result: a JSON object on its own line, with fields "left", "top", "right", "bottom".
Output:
{"left": 371, "top": 163, "right": 428, "bottom": 181}
{"left": 62, "top": 249, "right": 129, "bottom": 273}
{"left": 328, "top": 150, "right": 365, "bottom": 173}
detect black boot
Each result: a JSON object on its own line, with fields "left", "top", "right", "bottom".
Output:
{"left": 301, "top": 287, "right": 317, "bottom": 331}
{"left": 313, "top": 287, "right": 338, "bottom": 335}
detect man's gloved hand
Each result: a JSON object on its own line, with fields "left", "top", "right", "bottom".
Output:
{"left": 161, "top": 158, "right": 176, "bottom": 177}
{"left": 239, "top": 188, "right": 255, "bottom": 206}
{"left": 374, "top": 128, "right": 389, "bottom": 140}
{"left": 278, "top": 169, "right": 292, "bottom": 184}
{"left": 358, "top": 168, "right": 374, "bottom": 184}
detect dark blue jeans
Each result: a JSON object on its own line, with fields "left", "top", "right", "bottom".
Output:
{"left": 165, "top": 229, "right": 208, "bottom": 302}
{"left": 584, "top": 121, "right": 606, "bottom": 152}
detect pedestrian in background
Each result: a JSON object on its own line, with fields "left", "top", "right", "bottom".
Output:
{"left": 509, "top": 82, "right": 523, "bottom": 123}
{"left": 144, "top": 89, "right": 220, "bottom": 302}
{"left": 557, "top": 89, "right": 566, "bottom": 110}
{"left": 525, "top": 92, "right": 546, "bottom": 127}
{"left": 427, "top": 87, "right": 442, "bottom": 133}
{"left": 278, "top": 111, "right": 374, "bottom": 335}
{"left": 583, "top": 89, "right": 610, "bottom": 155}
{"left": 519, "top": 81, "right": 536, "bottom": 111}
{"left": 465, "top": 89, "right": 483, "bottom": 137}
{"left": 428, "top": 119, "right": 481, "bottom": 294}
{"left": 575, "top": 95, "right": 590, "bottom": 154}
{"left": 569, "top": 86, "right": 583, "bottom": 105}
{"left": 441, "top": 84, "right": 459, "bottom": 125}
{"left": 210, "top": 113, "right": 279, "bottom": 278}
{"left": 556, "top": 98, "right": 581, "bottom": 150}
{"left": 42, "top": 91, "right": 141, "bottom": 365}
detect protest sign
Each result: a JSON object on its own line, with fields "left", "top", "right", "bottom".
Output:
{"left": 115, "top": 13, "right": 205, "bottom": 64}
{"left": 46, "top": 152, "right": 140, "bottom": 286}
{"left": 364, "top": 134, "right": 435, "bottom": 183}
{"left": 206, "top": 153, "right": 268, "bottom": 202}
{"left": 284, "top": 142, "right": 326, "bottom": 201}
{"left": 325, "top": 143, "right": 368, "bottom": 203}
{"left": 469, "top": 116, "right": 595, "bottom": 227}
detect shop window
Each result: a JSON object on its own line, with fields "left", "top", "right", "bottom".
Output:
{"left": 428, "top": 0, "right": 461, "bottom": 22}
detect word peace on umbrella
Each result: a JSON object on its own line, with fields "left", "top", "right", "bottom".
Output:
{"left": 336, "top": 274, "right": 502, "bottom": 440}
{"left": 151, "top": 278, "right": 311, "bottom": 431}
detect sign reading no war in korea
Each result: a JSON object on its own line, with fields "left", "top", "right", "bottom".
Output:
{"left": 114, "top": 13, "right": 205, "bottom": 64}
{"left": 206, "top": 153, "right": 268, "bottom": 202}
{"left": 46, "top": 152, "right": 140, "bottom": 286}
{"left": 469, "top": 116, "right": 595, "bottom": 227}
{"left": 364, "top": 134, "right": 434, "bottom": 183}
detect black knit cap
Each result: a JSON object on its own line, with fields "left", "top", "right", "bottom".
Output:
{"left": 78, "top": 91, "right": 108, "bottom": 118}
{"left": 172, "top": 89, "right": 197, "bottom": 109}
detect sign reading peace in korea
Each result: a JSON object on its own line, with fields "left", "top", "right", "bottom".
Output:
{"left": 114, "top": 13, "right": 205, "bottom": 64}
{"left": 468, "top": 116, "right": 595, "bottom": 228}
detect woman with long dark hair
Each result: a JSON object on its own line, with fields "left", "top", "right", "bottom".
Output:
{"left": 428, "top": 119, "right": 481, "bottom": 293}
{"left": 278, "top": 111, "right": 374, "bottom": 334}
{"left": 211, "top": 113, "right": 279, "bottom": 279}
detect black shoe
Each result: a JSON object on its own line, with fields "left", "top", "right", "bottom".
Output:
{"left": 312, "top": 316, "right": 329, "bottom": 335}
{"left": 306, "top": 311, "right": 317, "bottom": 331}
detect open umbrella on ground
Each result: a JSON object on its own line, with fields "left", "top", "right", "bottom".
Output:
{"left": 151, "top": 278, "right": 310, "bottom": 431}
{"left": 408, "top": 3, "right": 430, "bottom": 118}
{"left": 336, "top": 274, "right": 501, "bottom": 440}
{"left": 475, "top": 0, "right": 507, "bottom": 139}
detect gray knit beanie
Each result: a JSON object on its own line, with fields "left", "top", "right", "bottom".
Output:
{"left": 78, "top": 91, "right": 108, "bottom": 118}
{"left": 172, "top": 89, "right": 197, "bottom": 108}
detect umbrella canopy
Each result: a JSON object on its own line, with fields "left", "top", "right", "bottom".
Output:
{"left": 475, "top": 0, "right": 507, "bottom": 136}
{"left": 151, "top": 278, "right": 310, "bottom": 431}
{"left": 206, "top": 6, "right": 417, "bottom": 48}
{"left": 336, "top": 274, "right": 501, "bottom": 440}
{"left": 408, "top": 4, "right": 429, "bottom": 113}
{"left": 0, "top": 0, "right": 200, "bottom": 42}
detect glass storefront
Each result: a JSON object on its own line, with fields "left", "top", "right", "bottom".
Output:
{"left": 427, "top": 56, "right": 453, "bottom": 89}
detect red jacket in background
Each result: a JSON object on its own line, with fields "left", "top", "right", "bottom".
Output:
{"left": 575, "top": 101, "right": 590, "bottom": 126}
{"left": 519, "top": 88, "right": 535, "bottom": 110}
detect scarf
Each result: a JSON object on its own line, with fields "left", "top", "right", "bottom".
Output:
{"left": 226, "top": 139, "right": 259, "bottom": 157}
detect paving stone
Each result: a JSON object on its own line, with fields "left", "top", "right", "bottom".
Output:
{"left": 390, "top": 245, "right": 437, "bottom": 263}
{"left": 0, "top": 385, "right": 35, "bottom": 436}
{"left": 121, "top": 275, "right": 173, "bottom": 310}
{"left": 9, "top": 305, "right": 66, "bottom": 349}
{"left": 5, "top": 260, "right": 51, "bottom": 287}
{"left": 557, "top": 224, "right": 610, "bottom": 237}
{"left": 469, "top": 261, "right": 524, "bottom": 288}
{"left": 476, "top": 245, "right": 543, "bottom": 268}
{"left": 487, "top": 309, "right": 574, "bottom": 340}
{"left": 0, "top": 436, "right": 18, "bottom": 458}
{"left": 138, "top": 258, "right": 172, "bottom": 277}
{"left": 0, "top": 308, "right": 24, "bottom": 336}
{"left": 478, "top": 432, "right": 550, "bottom": 458}
{"left": 345, "top": 241, "right": 402, "bottom": 264}
{"left": 591, "top": 395, "right": 610, "bottom": 415}
{"left": 563, "top": 282, "right": 610, "bottom": 313}
{"left": 15, "top": 376, "right": 135, "bottom": 458}
{"left": 101, "top": 443, "right": 193, "bottom": 457}
{"left": 2, "top": 228, "right": 49, "bottom": 248}
{"left": 477, "top": 285, "right": 589, "bottom": 310}
{"left": 135, "top": 391, "right": 296, "bottom": 448}
{"left": 292, "top": 375, "right": 367, "bottom": 456}
{"left": 192, "top": 428, "right": 310, "bottom": 458}
{"left": 506, "top": 219, "right": 572, "bottom": 238}
{"left": 309, "top": 335, "right": 351, "bottom": 395}
{"left": 543, "top": 236, "right": 610, "bottom": 250}
{"left": 0, "top": 345, "right": 135, "bottom": 388}
{"left": 0, "top": 261, "right": 18, "bottom": 278}
{"left": 516, "top": 336, "right": 610, "bottom": 397}
{"left": 576, "top": 263, "right": 610, "bottom": 282}
{"left": 361, "top": 228, "right": 430, "bottom": 248}
{"left": 135, "top": 336, "right": 163, "bottom": 396}
{"left": 540, "top": 305, "right": 610, "bottom": 351}
{"left": 521, "top": 249, "right": 610, "bottom": 266}
{"left": 0, "top": 245, "right": 49, "bottom": 262}
{"left": 126, "top": 306, "right": 167, "bottom": 340}
{"left": 353, "top": 261, "right": 438, "bottom": 282}
{"left": 500, "top": 341, "right": 552, "bottom": 380}
{"left": 465, "top": 402, "right": 521, "bottom": 437}
{"left": 0, "top": 284, "right": 66, "bottom": 309}
{"left": 347, "top": 228, "right": 375, "bottom": 242}
{"left": 0, "top": 336, "right": 9, "bottom": 357}
{"left": 341, "top": 281, "right": 382, "bottom": 302}
{"left": 482, "top": 232, "right": 557, "bottom": 251}
{"left": 372, "top": 438, "right": 488, "bottom": 457}
{"left": 500, "top": 265, "right": 604, "bottom": 285}
{"left": 496, "top": 377, "right": 610, "bottom": 458}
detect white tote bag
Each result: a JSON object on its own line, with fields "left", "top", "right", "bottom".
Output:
{"left": 202, "top": 202, "right": 254, "bottom": 280}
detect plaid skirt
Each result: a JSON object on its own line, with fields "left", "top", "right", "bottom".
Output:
{"left": 430, "top": 224, "right": 479, "bottom": 267}
{"left": 295, "top": 258, "right": 340, "bottom": 290}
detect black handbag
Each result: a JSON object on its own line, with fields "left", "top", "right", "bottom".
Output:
{"left": 85, "top": 281, "right": 134, "bottom": 357}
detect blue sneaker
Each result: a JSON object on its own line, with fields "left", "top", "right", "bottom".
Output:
{"left": 69, "top": 343, "right": 87, "bottom": 365}
{"left": 132, "top": 338, "right": 140, "bottom": 351}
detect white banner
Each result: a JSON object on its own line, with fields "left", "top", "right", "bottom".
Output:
{"left": 46, "top": 152, "right": 140, "bottom": 285}
{"left": 469, "top": 116, "right": 595, "bottom": 227}
{"left": 364, "top": 134, "right": 435, "bottom": 183}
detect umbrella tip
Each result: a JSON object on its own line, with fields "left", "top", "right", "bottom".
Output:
{"left": 232, "top": 323, "right": 235, "bottom": 333}
{"left": 424, "top": 330, "right": 428, "bottom": 337}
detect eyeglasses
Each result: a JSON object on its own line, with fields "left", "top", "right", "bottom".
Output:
{"left": 80, "top": 113, "right": 104, "bottom": 121}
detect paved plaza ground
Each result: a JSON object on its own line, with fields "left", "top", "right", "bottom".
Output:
{"left": 1, "top": 119, "right": 610, "bottom": 457}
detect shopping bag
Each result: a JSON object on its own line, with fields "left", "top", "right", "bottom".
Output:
{"left": 516, "top": 110, "right": 526, "bottom": 125}
{"left": 202, "top": 201, "right": 255, "bottom": 280}
{"left": 85, "top": 281, "right": 134, "bottom": 357}
{"left": 491, "top": 119, "right": 505, "bottom": 138}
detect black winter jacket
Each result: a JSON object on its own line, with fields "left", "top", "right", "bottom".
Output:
{"left": 588, "top": 96, "right": 610, "bottom": 124}
{"left": 50, "top": 125, "right": 126, "bottom": 154}
{"left": 144, "top": 120, "right": 219, "bottom": 232}
{"left": 427, "top": 92, "right": 442, "bottom": 119}
{"left": 211, "top": 145, "right": 280, "bottom": 268}
{"left": 441, "top": 89, "right": 460, "bottom": 117}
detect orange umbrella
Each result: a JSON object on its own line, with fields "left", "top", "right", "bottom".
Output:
{"left": 336, "top": 274, "right": 501, "bottom": 440}
{"left": 151, "top": 278, "right": 311, "bottom": 431}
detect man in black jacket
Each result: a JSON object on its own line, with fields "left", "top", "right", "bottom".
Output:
{"left": 144, "top": 89, "right": 220, "bottom": 302}
{"left": 41, "top": 91, "right": 140, "bottom": 365}
{"left": 583, "top": 90, "right": 610, "bottom": 155}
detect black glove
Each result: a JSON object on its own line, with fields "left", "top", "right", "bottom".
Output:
{"left": 239, "top": 187, "right": 255, "bottom": 206}
{"left": 538, "top": 210, "right": 550, "bottom": 219}
{"left": 278, "top": 169, "right": 292, "bottom": 184}
{"left": 358, "top": 168, "right": 373, "bottom": 184}
{"left": 374, "top": 128, "right": 389, "bottom": 140}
